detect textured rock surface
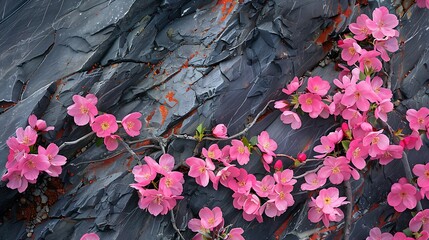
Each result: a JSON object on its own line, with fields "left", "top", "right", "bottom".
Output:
{"left": 0, "top": 0, "right": 428, "bottom": 239}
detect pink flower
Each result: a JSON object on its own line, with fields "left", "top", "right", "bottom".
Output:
{"left": 186, "top": 157, "right": 215, "bottom": 187}
{"left": 274, "top": 100, "right": 290, "bottom": 112}
{"left": 413, "top": 163, "right": 429, "bottom": 189}
{"left": 274, "top": 169, "right": 297, "bottom": 186}
{"left": 363, "top": 130, "right": 390, "bottom": 157}
{"left": 375, "top": 37, "right": 399, "bottom": 61}
{"left": 2, "top": 169, "right": 31, "bottom": 193}
{"left": 406, "top": 107, "right": 429, "bottom": 131}
{"left": 313, "top": 129, "right": 342, "bottom": 158}
{"left": 132, "top": 164, "right": 156, "bottom": 187}
{"left": 104, "top": 134, "right": 120, "bottom": 151}
{"left": 6, "top": 137, "right": 29, "bottom": 169}
{"left": 349, "top": 14, "right": 371, "bottom": 40}
{"left": 366, "top": 6, "right": 399, "bottom": 39}
{"left": 212, "top": 124, "right": 228, "bottom": 138}
{"left": 387, "top": 178, "right": 417, "bottom": 212}
{"left": 16, "top": 126, "right": 37, "bottom": 146}
{"left": 259, "top": 200, "right": 284, "bottom": 218}
{"left": 341, "top": 80, "right": 379, "bottom": 112}
{"left": 227, "top": 228, "right": 245, "bottom": 240}
{"left": 67, "top": 94, "right": 98, "bottom": 126}
{"left": 28, "top": 114, "right": 54, "bottom": 132}
{"left": 243, "top": 194, "right": 261, "bottom": 215}
{"left": 375, "top": 99, "right": 394, "bottom": 122}
{"left": 280, "top": 111, "right": 301, "bottom": 129}
{"left": 338, "top": 38, "right": 362, "bottom": 65}
{"left": 282, "top": 77, "right": 302, "bottom": 95}
{"left": 253, "top": 175, "right": 275, "bottom": 197}
{"left": 228, "top": 169, "right": 256, "bottom": 194}
{"left": 376, "top": 145, "right": 403, "bottom": 165}
{"left": 219, "top": 145, "right": 232, "bottom": 165}
{"left": 212, "top": 165, "right": 240, "bottom": 190}
{"left": 308, "top": 187, "right": 348, "bottom": 227}
{"left": 144, "top": 154, "right": 175, "bottom": 175}
{"left": 318, "top": 156, "right": 359, "bottom": 184}
{"left": 366, "top": 227, "right": 393, "bottom": 240}
{"left": 188, "top": 218, "right": 209, "bottom": 235}
{"left": 20, "top": 154, "right": 50, "bottom": 181}
{"left": 202, "top": 144, "right": 222, "bottom": 160}
{"left": 298, "top": 93, "right": 324, "bottom": 118}
{"left": 229, "top": 140, "right": 250, "bottom": 165}
{"left": 121, "top": 112, "right": 142, "bottom": 137}
{"left": 409, "top": 209, "right": 429, "bottom": 232}
{"left": 416, "top": 0, "right": 429, "bottom": 8}
{"left": 268, "top": 184, "right": 294, "bottom": 211}
{"left": 359, "top": 50, "right": 382, "bottom": 73}
{"left": 307, "top": 76, "right": 330, "bottom": 96}
{"left": 393, "top": 232, "right": 414, "bottom": 240}
{"left": 400, "top": 131, "right": 423, "bottom": 151}
{"left": 80, "top": 233, "right": 100, "bottom": 240}
{"left": 198, "top": 207, "right": 223, "bottom": 230}
{"left": 138, "top": 189, "right": 182, "bottom": 216}
{"left": 370, "top": 76, "right": 393, "bottom": 100}
{"left": 91, "top": 114, "right": 118, "bottom": 137}
{"left": 301, "top": 173, "right": 326, "bottom": 191}
{"left": 257, "top": 131, "right": 277, "bottom": 159}
{"left": 346, "top": 139, "right": 369, "bottom": 170}
{"left": 38, "top": 143, "right": 67, "bottom": 177}
{"left": 159, "top": 171, "right": 184, "bottom": 196}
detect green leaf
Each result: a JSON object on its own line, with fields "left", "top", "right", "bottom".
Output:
{"left": 95, "top": 137, "right": 104, "bottom": 147}
{"left": 403, "top": 228, "right": 412, "bottom": 237}
{"left": 359, "top": 71, "right": 366, "bottom": 81}
{"left": 341, "top": 140, "right": 350, "bottom": 151}
{"left": 242, "top": 136, "right": 249, "bottom": 147}
{"left": 196, "top": 123, "right": 203, "bottom": 134}
{"left": 250, "top": 136, "right": 258, "bottom": 146}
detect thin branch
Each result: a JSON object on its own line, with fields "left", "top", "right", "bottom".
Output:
{"left": 126, "top": 137, "right": 160, "bottom": 145}
{"left": 276, "top": 153, "right": 297, "bottom": 161}
{"left": 170, "top": 210, "right": 185, "bottom": 240}
{"left": 119, "top": 138, "right": 142, "bottom": 165}
{"left": 59, "top": 132, "right": 95, "bottom": 150}
{"left": 293, "top": 164, "right": 323, "bottom": 179}
{"left": 344, "top": 180, "right": 353, "bottom": 240}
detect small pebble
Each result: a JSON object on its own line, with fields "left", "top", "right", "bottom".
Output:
{"left": 33, "top": 189, "right": 41, "bottom": 196}
{"left": 41, "top": 213, "right": 48, "bottom": 220}
{"left": 27, "top": 232, "right": 32, "bottom": 238}
{"left": 36, "top": 206, "right": 41, "bottom": 212}
{"left": 41, "top": 195, "right": 48, "bottom": 204}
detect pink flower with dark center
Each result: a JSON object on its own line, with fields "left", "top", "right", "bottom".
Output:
{"left": 159, "top": 171, "right": 184, "bottom": 196}
{"left": 366, "top": 227, "right": 393, "bottom": 240}
{"left": 349, "top": 14, "right": 371, "bottom": 40}
{"left": 406, "top": 107, "right": 429, "bottom": 131}
{"left": 199, "top": 207, "right": 223, "bottom": 230}
{"left": 298, "top": 93, "right": 324, "bottom": 118}
{"left": 409, "top": 209, "right": 429, "bottom": 232}
{"left": 16, "top": 126, "right": 37, "bottom": 146}
{"left": 104, "top": 134, "right": 120, "bottom": 151}
{"left": 132, "top": 164, "right": 156, "bottom": 187}
{"left": 375, "top": 37, "right": 399, "bottom": 62}
{"left": 121, "top": 112, "right": 142, "bottom": 137}
{"left": 358, "top": 50, "right": 382, "bottom": 73}
{"left": 282, "top": 77, "right": 302, "bottom": 95}
{"left": 376, "top": 144, "right": 403, "bottom": 165}
{"left": 138, "top": 189, "right": 182, "bottom": 216}
{"left": 212, "top": 124, "right": 228, "bottom": 138}
{"left": 253, "top": 175, "right": 275, "bottom": 197}
{"left": 243, "top": 194, "right": 261, "bottom": 215}
{"left": 28, "top": 114, "right": 54, "bottom": 132}
{"left": 375, "top": 99, "right": 394, "bottom": 122}
{"left": 366, "top": 6, "right": 399, "bottom": 39}
{"left": 363, "top": 130, "right": 390, "bottom": 157}
{"left": 413, "top": 163, "right": 429, "bottom": 189}
{"left": 202, "top": 144, "right": 222, "bottom": 161}
{"left": 346, "top": 139, "right": 369, "bottom": 170}
{"left": 228, "top": 169, "right": 256, "bottom": 194}
{"left": 387, "top": 178, "right": 417, "bottom": 212}
{"left": 80, "top": 233, "right": 100, "bottom": 240}
{"left": 307, "top": 76, "right": 330, "bottom": 96}
{"left": 186, "top": 157, "right": 215, "bottom": 187}
{"left": 268, "top": 184, "right": 294, "bottom": 211}
{"left": 301, "top": 173, "right": 327, "bottom": 191}
{"left": 229, "top": 140, "right": 250, "bottom": 165}
{"left": 318, "top": 156, "right": 359, "bottom": 184}
{"left": 20, "top": 154, "right": 50, "bottom": 181}
{"left": 280, "top": 110, "right": 302, "bottom": 129}
{"left": 227, "top": 228, "right": 245, "bottom": 240}
{"left": 338, "top": 38, "right": 362, "bottom": 65}
{"left": 38, "top": 143, "right": 67, "bottom": 177}
{"left": 91, "top": 114, "right": 118, "bottom": 137}
{"left": 67, "top": 94, "right": 98, "bottom": 126}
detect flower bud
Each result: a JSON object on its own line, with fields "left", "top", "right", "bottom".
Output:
{"left": 274, "top": 160, "right": 283, "bottom": 172}
{"left": 212, "top": 124, "right": 228, "bottom": 138}
{"left": 297, "top": 153, "right": 307, "bottom": 162}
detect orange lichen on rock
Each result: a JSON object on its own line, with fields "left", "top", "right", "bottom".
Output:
{"left": 217, "top": 0, "right": 239, "bottom": 22}
{"left": 159, "top": 105, "right": 169, "bottom": 126}
{"left": 165, "top": 91, "right": 179, "bottom": 106}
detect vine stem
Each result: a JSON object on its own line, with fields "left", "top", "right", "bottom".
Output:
{"left": 119, "top": 138, "right": 142, "bottom": 165}
{"left": 58, "top": 132, "right": 95, "bottom": 150}
{"left": 293, "top": 165, "right": 322, "bottom": 179}
{"left": 344, "top": 180, "right": 353, "bottom": 240}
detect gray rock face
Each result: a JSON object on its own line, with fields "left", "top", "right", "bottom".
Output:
{"left": 0, "top": 0, "right": 428, "bottom": 239}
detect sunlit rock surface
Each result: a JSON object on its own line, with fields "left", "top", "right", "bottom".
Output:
{"left": 0, "top": 0, "right": 428, "bottom": 239}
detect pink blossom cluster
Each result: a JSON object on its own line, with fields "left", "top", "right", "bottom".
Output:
{"left": 186, "top": 131, "right": 297, "bottom": 222}
{"left": 308, "top": 187, "right": 348, "bottom": 227}
{"left": 67, "top": 94, "right": 142, "bottom": 151}
{"left": 2, "top": 115, "right": 65, "bottom": 192}
{"left": 367, "top": 209, "right": 429, "bottom": 239}
{"left": 130, "top": 154, "right": 184, "bottom": 216}
{"left": 417, "top": 0, "right": 429, "bottom": 9}
{"left": 188, "top": 207, "right": 244, "bottom": 240}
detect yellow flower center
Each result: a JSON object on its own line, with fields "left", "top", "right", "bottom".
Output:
{"left": 199, "top": 166, "right": 206, "bottom": 173}
{"left": 101, "top": 122, "right": 110, "bottom": 130}
{"left": 332, "top": 167, "right": 340, "bottom": 174}
{"left": 353, "top": 147, "right": 360, "bottom": 158}
{"left": 348, "top": 47, "right": 356, "bottom": 55}
{"left": 306, "top": 98, "right": 313, "bottom": 105}
{"left": 372, "top": 137, "right": 379, "bottom": 145}
{"left": 80, "top": 105, "right": 89, "bottom": 114}
{"left": 324, "top": 197, "right": 331, "bottom": 204}
{"left": 127, "top": 121, "right": 134, "bottom": 129}
{"left": 238, "top": 146, "right": 245, "bottom": 154}
{"left": 208, "top": 151, "right": 215, "bottom": 159}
